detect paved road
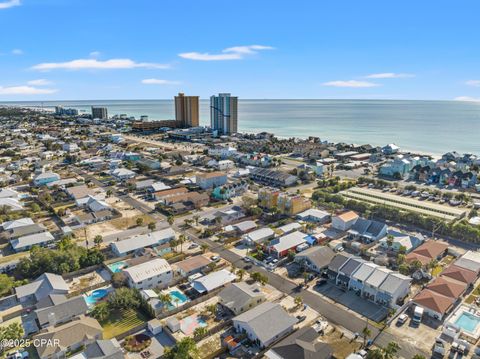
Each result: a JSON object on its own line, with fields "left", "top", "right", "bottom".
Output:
{"left": 188, "top": 232, "right": 427, "bottom": 358}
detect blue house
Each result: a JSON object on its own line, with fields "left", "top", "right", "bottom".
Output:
{"left": 33, "top": 172, "right": 60, "bottom": 186}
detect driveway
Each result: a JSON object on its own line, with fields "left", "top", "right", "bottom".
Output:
{"left": 313, "top": 282, "right": 388, "bottom": 323}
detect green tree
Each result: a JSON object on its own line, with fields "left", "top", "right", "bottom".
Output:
{"left": 94, "top": 235, "right": 103, "bottom": 247}
{"left": 148, "top": 222, "right": 156, "bottom": 231}
{"left": 362, "top": 326, "right": 371, "bottom": 348}
{"left": 0, "top": 322, "right": 24, "bottom": 345}
{"left": 237, "top": 268, "right": 246, "bottom": 281}
{"left": 108, "top": 288, "right": 140, "bottom": 310}
{"left": 90, "top": 301, "right": 110, "bottom": 321}
{"left": 136, "top": 217, "right": 144, "bottom": 227}
{"left": 193, "top": 326, "right": 208, "bottom": 339}
{"left": 294, "top": 296, "right": 303, "bottom": 308}
{"left": 0, "top": 274, "right": 15, "bottom": 297}
{"left": 167, "top": 215, "right": 175, "bottom": 226}
{"left": 163, "top": 337, "right": 199, "bottom": 359}
{"left": 159, "top": 293, "right": 172, "bottom": 311}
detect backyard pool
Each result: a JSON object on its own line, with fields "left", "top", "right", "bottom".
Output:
{"left": 180, "top": 314, "right": 207, "bottom": 335}
{"left": 163, "top": 287, "right": 190, "bottom": 310}
{"left": 84, "top": 288, "right": 110, "bottom": 306}
{"left": 107, "top": 261, "right": 129, "bottom": 273}
{"left": 455, "top": 312, "right": 480, "bottom": 333}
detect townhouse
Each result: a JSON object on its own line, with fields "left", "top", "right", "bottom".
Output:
{"left": 123, "top": 258, "right": 173, "bottom": 290}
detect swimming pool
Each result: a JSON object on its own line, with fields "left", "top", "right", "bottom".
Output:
{"left": 85, "top": 288, "right": 109, "bottom": 306}
{"left": 107, "top": 261, "right": 129, "bottom": 273}
{"left": 180, "top": 314, "right": 207, "bottom": 335}
{"left": 454, "top": 312, "right": 480, "bottom": 333}
{"left": 163, "top": 287, "right": 190, "bottom": 310}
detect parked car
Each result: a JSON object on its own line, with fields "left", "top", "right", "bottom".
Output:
{"left": 243, "top": 257, "right": 252, "bottom": 263}
{"left": 316, "top": 278, "right": 327, "bottom": 286}
{"left": 188, "top": 243, "right": 199, "bottom": 249}
{"left": 296, "top": 315, "right": 306, "bottom": 323}
{"left": 396, "top": 313, "right": 408, "bottom": 325}
{"left": 210, "top": 255, "right": 220, "bottom": 262}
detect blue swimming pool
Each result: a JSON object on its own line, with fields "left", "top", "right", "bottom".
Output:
{"left": 107, "top": 261, "right": 128, "bottom": 273}
{"left": 85, "top": 288, "right": 109, "bottom": 306}
{"left": 170, "top": 290, "right": 189, "bottom": 306}
{"left": 454, "top": 312, "right": 480, "bottom": 333}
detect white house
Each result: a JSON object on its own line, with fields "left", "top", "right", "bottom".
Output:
{"left": 332, "top": 211, "right": 359, "bottom": 231}
{"left": 123, "top": 258, "right": 173, "bottom": 290}
{"left": 242, "top": 227, "right": 275, "bottom": 246}
{"left": 191, "top": 269, "right": 236, "bottom": 293}
{"left": 111, "top": 228, "right": 176, "bottom": 256}
{"left": 110, "top": 168, "right": 136, "bottom": 181}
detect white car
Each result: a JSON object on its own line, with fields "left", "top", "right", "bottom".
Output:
{"left": 210, "top": 255, "right": 220, "bottom": 262}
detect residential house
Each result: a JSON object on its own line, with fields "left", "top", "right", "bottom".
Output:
{"left": 242, "top": 227, "right": 275, "bottom": 246}
{"left": 212, "top": 181, "right": 248, "bottom": 200}
{"left": 33, "top": 316, "right": 103, "bottom": 359}
{"left": 1, "top": 217, "right": 34, "bottom": 231}
{"left": 327, "top": 253, "right": 352, "bottom": 281}
{"left": 382, "top": 143, "right": 400, "bottom": 155}
{"left": 15, "top": 273, "right": 69, "bottom": 303}
{"left": 440, "top": 265, "right": 477, "bottom": 286}
{"left": 294, "top": 246, "right": 336, "bottom": 274}
{"left": 332, "top": 211, "right": 359, "bottom": 231}
{"left": 33, "top": 172, "right": 60, "bottom": 186}
{"left": 11, "top": 231, "right": 55, "bottom": 252}
{"left": 347, "top": 218, "right": 387, "bottom": 244}
{"left": 413, "top": 289, "right": 456, "bottom": 320}
{"left": 71, "top": 339, "right": 123, "bottom": 359}
{"left": 379, "top": 230, "right": 424, "bottom": 253}
{"left": 405, "top": 241, "right": 448, "bottom": 266}
{"left": 111, "top": 228, "right": 176, "bottom": 256}
{"left": 123, "top": 258, "right": 173, "bottom": 290}
{"left": 268, "top": 231, "right": 308, "bottom": 258}
{"left": 191, "top": 269, "right": 236, "bottom": 294}
{"left": 349, "top": 262, "right": 379, "bottom": 295}
{"left": 196, "top": 171, "right": 227, "bottom": 189}
{"left": 296, "top": 208, "right": 331, "bottom": 224}
{"left": 110, "top": 168, "right": 136, "bottom": 181}
{"left": 233, "top": 302, "right": 297, "bottom": 348}
{"left": 174, "top": 255, "right": 211, "bottom": 277}
{"left": 336, "top": 257, "right": 365, "bottom": 289}
{"left": 249, "top": 167, "right": 298, "bottom": 187}
{"left": 35, "top": 295, "right": 88, "bottom": 328}
{"left": 265, "top": 327, "right": 333, "bottom": 359}
{"left": 219, "top": 282, "right": 266, "bottom": 315}
{"left": 376, "top": 272, "right": 411, "bottom": 306}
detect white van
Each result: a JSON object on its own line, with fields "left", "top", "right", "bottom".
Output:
{"left": 413, "top": 306, "right": 424, "bottom": 324}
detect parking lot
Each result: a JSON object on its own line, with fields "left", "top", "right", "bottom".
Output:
{"left": 311, "top": 281, "right": 388, "bottom": 323}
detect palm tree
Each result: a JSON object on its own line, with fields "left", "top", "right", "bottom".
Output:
{"left": 382, "top": 342, "right": 400, "bottom": 359}
{"left": 158, "top": 293, "right": 172, "bottom": 311}
{"left": 237, "top": 268, "right": 246, "bottom": 281}
{"left": 200, "top": 244, "right": 209, "bottom": 253}
{"left": 362, "top": 325, "right": 371, "bottom": 348}
{"left": 193, "top": 215, "right": 200, "bottom": 226}
{"left": 163, "top": 337, "right": 199, "bottom": 359}
{"left": 178, "top": 234, "right": 187, "bottom": 253}
{"left": 167, "top": 215, "right": 174, "bottom": 226}
{"left": 294, "top": 296, "right": 303, "bottom": 308}
{"left": 148, "top": 222, "right": 156, "bottom": 231}
{"left": 93, "top": 235, "right": 103, "bottom": 247}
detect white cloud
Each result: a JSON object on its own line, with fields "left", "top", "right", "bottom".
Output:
{"left": 465, "top": 80, "right": 480, "bottom": 87}
{"left": 0, "top": 85, "right": 57, "bottom": 95}
{"left": 179, "top": 45, "right": 273, "bottom": 61}
{"left": 11, "top": 48, "right": 23, "bottom": 55}
{"left": 141, "top": 78, "right": 180, "bottom": 85}
{"left": 454, "top": 96, "right": 480, "bottom": 102}
{"left": 89, "top": 51, "right": 101, "bottom": 58}
{"left": 27, "top": 79, "right": 53, "bottom": 86}
{"left": 322, "top": 80, "right": 380, "bottom": 88}
{"left": 0, "top": 0, "right": 20, "bottom": 9}
{"left": 31, "top": 58, "right": 170, "bottom": 71}
{"left": 365, "top": 72, "right": 414, "bottom": 79}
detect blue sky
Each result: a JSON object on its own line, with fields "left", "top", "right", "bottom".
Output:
{"left": 1, "top": 0, "right": 480, "bottom": 101}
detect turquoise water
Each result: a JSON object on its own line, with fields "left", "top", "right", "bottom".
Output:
{"left": 85, "top": 288, "right": 109, "bottom": 306}
{"left": 2, "top": 99, "right": 480, "bottom": 155}
{"left": 454, "top": 312, "right": 480, "bottom": 333}
{"left": 107, "top": 261, "right": 128, "bottom": 273}
{"left": 170, "top": 290, "right": 189, "bottom": 306}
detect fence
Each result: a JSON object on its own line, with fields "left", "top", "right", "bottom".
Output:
{"left": 156, "top": 287, "right": 223, "bottom": 320}
{"left": 67, "top": 280, "right": 110, "bottom": 298}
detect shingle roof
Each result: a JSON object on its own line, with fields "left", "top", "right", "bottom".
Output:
{"left": 339, "top": 257, "right": 365, "bottom": 276}
{"left": 328, "top": 253, "right": 352, "bottom": 272}
{"left": 268, "top": 327, "right": 333, "bottom": 359}
{"left": 440, "top": 264, "right": 477, "bottom": 285}
{"left": 219, "top": 282, "right": 265, "bottom": 312}
{"left": 378, "top": 273, "right": 411, "bottom": 295}
{"left": 35, "top": 296, "right": 88, "bottom": 327}
{"left": 413, "top": 289, "right": 455, "bottom": 314}
{"left": 351, "top": 262, "right": 378, "bottom": 282}
{"left": 427, "top": 276, "right": 467, "bottom": 299}
{"left": 295, "top": 246, "right": 336, "bottom": 270}
{"left": 365, "top": 267, "right": 392, "bottom": 288}
{"left": 233, "top": 302, "right": 297, "bottom": 345}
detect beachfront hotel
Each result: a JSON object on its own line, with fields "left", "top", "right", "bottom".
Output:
{"left": 210, "top": 93, "right": 238, "bottom": 135}
{"left": 174, "top": 92, "right": 199, "bottom": 128}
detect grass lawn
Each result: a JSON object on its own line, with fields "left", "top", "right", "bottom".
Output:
{"left": 431, "top": 265, "right": 443, "bottom": 277}
{"left": 0, "top": 251, "right": 29, "bottom": 265}
{"left": 100, "top": 308, "right": 150, "bottom": 339}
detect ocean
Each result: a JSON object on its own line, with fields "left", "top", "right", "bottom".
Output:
{"left": 1, "top": 99, "right": 479, "bottom": 156}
